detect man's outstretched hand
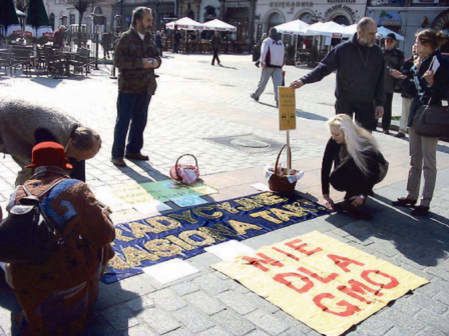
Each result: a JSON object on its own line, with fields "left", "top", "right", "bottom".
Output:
{"left": 289, "top": 79, "right": 304, "bottom": 89}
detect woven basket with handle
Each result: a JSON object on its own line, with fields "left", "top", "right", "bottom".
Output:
{"left": 268, "top": 144, "right": 297, "bottom": 193}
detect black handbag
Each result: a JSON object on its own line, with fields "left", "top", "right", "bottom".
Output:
{"left": 413, "top": 103, "right": 449, "bottom": 138}
{"left": 0, "top": 178, "right": 65, "bottom": 264}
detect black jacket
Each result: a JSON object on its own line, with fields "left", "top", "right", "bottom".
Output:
{"left": 301, "top": 34, "right": 385, "bottom": 105}
{"left": 383, "top": 48, "right": 404, "bottom": 93}
{"left": 321, "top": 138, "right": 388, "bottom": 196}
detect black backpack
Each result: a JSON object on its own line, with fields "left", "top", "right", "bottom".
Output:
{"left": 0, "top": 178, "right": 66, "bottom": 264}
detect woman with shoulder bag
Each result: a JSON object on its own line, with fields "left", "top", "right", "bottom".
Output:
{"left": 390, "top": 29, "right": 449, "bottom": 216}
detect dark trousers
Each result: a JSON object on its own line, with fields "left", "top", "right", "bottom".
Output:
{"left": 335, "top": 99, "right": 377, "bottom": 131}
{"left": 382, "top": 92, "right": 393, "bottom": 131}
{"left": 112, "top": 92, "right": 151, "bottom": 159}
{"left": 330, "top": 158, "right": 372, "bottom": 200}
{"left": 211, "top": 48, "right": 220, "bottom": 65}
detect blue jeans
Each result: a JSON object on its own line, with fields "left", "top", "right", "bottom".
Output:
{"left": 112, "top": 92, "right": 151, "bottom": 158}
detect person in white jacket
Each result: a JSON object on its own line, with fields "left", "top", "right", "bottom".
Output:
{"left": 251, "top": 28, "right": 285, "bottom": 106}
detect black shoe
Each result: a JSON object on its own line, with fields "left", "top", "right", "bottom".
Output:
{"left": 125, "top": 152, "right": 149, "bottom": 161}
{"left": 111, "top": 157, "right": 126, "bottom": 167}
{"left": 383, "top": 130, "right": 390, "bottom": 135}
{"left": 250, "top": 93, "right": 259, "bottom": 102}
{"left": 392, "top": 197, "right": 417, "bottom": 207}
{"left": 411, "top": 205, "right": 429, "bottom": 216}
{"left": 395, "top": 132, "right": 406, "bottom": 138}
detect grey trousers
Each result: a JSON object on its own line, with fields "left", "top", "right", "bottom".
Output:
{"left": 399, "top": 97, "right": 412, "bottom": 133}
{"left": 407, "top": 127, "right": 438, "bottom": 207}
{"left": 253, "top": 67, "right": 283, "bottom": 103}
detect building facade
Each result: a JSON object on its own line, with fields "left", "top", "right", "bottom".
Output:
{"left": 43, "top": 0, "right": 114, "bottom": 33}
{"left": 366, "top": 0, "right": 449, "bottom": 56}
{"left": 255, "top": 0, "right": 367, "bottom": 40}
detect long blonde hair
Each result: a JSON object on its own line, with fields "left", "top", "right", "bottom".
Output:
{"left": 328, "top": 114, "right": 378, "bottom": 175}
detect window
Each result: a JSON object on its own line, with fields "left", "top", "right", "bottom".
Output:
{"left": 69, "top": 14, "right": 75, "bottom": 25}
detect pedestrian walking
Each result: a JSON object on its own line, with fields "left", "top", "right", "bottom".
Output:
{"left": 0, "top": 98, "right": 101, "bottom": 185}
{"left": 155, "top": 30, "right": 163, "bottom": 57}
{"left": 173, "top": 26, "right": 181, "bottom": 53}
{"left": 101, "top": 32, "right": 113, "bottom": 59}
{"left": 211, "top": 31, "right": 221, "bottom": 66}
{"left": 382, "top": 33, "right": 404, "bottom": 134}
{"left": 322, "top": 114, "right": 388, "bottom": 220}
{"left": 111, "top": 7, "right": 161, "bottom": 167}
{"left": 250, "top": 28, "right": 285, "bottom": 106}
{"left": 290, "top": 17, "right": 385, "bottom": 131}
{"left": 391, "top": 29, "right": 449, "bottom": 216}
{"left": 2, "top": 141, "right": 115, "bottom": 336}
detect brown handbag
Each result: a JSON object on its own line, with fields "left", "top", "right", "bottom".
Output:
{"left": 268, "top": 144, "right": 298, "bottom": 194}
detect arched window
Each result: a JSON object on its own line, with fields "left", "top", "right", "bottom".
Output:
{"left": 332, "top": 15, "right": 350, "bottom": 26}
{"left": 267, "top": 12, "right": 284, "bottom": 31}
{"left": 298, "top": 12, "right": 316, "bottom": 24}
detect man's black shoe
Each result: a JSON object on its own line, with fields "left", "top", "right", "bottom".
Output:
{"left": 125, "top": 153, "right": 149, "bottom": 161}
{"left": 250, "top": 93, "right": 259, "bottom": 102}
{"left": 395, "top": 132, "right": 406, "bottom": 138}
{"left": 111, "top": 157, "right": 126, "bottom": 167}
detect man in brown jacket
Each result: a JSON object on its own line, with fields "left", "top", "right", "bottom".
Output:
{"left": 111, "top": 6, "right": 161, "bottom": 167}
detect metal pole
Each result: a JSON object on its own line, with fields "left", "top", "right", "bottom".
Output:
{"left": 95, "top": 26, "right": 99, "bottom": 69}
{"left": 286, "top": 130, "right": 291, "bottom": 170}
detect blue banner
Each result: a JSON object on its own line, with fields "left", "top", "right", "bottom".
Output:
{"left": 102, "top": 192, "right": 328, "bottom": 284}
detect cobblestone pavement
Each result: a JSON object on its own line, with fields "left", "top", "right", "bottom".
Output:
{"left": 1, "top": 54, "right": 449, "bottom": 336}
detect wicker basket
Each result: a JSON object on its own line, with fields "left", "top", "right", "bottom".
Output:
{"left": 169, "top": 154, "right": 200, "bottom": 185}
{"left": 268, "top": 144, "right": 298, "bottom": 194}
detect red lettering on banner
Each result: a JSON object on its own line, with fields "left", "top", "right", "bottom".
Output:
{"left": 272, "top": 246, "right": 301, "bottom": 261}
{"left": 338, "top": 279, "right": 383, "bottom": 304}
{"left": 361, "top": 270, "right": 399, "bottom": 289}
{"left": 285, "top": 239, "right": 322, "bottom": 256}
{"left": 273, "top": 272, "right": 313, "bottom": 293}
{"left": 313, "top": 293, "right": 361, "bottom": 317}
{"left": 242, "top": 253, "right": 284, "bottom": 272}
{"left": 327, "top": 254, "right": 364, "bottom": 272}
{"left": 298, "top": 266, "right": 338, "bottom": 284}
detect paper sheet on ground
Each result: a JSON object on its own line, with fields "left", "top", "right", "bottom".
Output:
{"left": 140, "top": 180, "right": 217, "bottom": 202}
{"left": 143, "top": 258, "right": 199, "bottom": 284}
{"left": 213, "top": 231, "right": 429, "bottom": 336}
{"left": 206, "top": 240, "right": 256, "bottom": 262}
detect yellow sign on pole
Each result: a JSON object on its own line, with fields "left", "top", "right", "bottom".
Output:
{"left": 278, "top": 86, "right": 296, "bottom": 131}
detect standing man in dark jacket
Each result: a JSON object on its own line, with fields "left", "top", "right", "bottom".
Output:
{"left": 211, "top": 31, "right": 221, "bottom": 66}
{"left": 111, "top": 7, "right": 161, "bottom": 167}
{"left": 290, "top": 17, "right": 385, "bottom": 131}
{"left": 382, "top": 33, "right": 404, "bottom": 134}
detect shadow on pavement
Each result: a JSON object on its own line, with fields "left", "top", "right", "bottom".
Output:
{"left": 296, "top": 109, "right": 328, "bottom": 121}
{"left": 116, "top": 161, "right": 168, "bottom": 184}
{"left": 325, "top": 193, "right": 449, "bottom": 268}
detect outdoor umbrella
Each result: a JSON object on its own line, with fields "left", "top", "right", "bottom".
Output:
{"left": 274, "top": 19, "right": 309, "bottom": 35}
{"left": 0, "top": 0, "right": 21, "bottom": 36}
{"left": 26, "top": 0, "right": 52, "bottom": 37}
{"left": 340, "top": 23, "right": 357, "bottom": 38}
{"left": 377, "top": 26, "right": 404, "bottom": 41}
{"left": 202, "top": 19, "right": 236, "bottom": 32}
{"left": 165, "top": 17, "right": 203, "bottom": 31}
{"left": 305, "top": 21, "right": 346, "bottom": 37}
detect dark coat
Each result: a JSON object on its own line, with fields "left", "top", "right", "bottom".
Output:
{"left": 383, "top": 47, "right": 404, "bottom": 93}
{"left": 114, "top": 28, "right": 161, "bottom": 95}
{"left": 300, "top": 34, "right": 385, "bottom": 105}
{"left": 400, "top": 51, "right": 449, "bottom": 126}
